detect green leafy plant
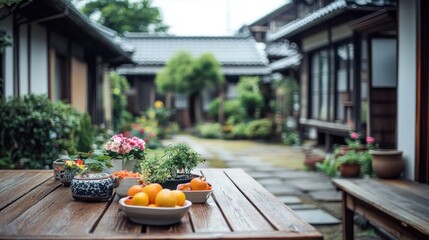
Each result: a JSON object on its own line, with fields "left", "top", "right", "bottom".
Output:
{"left": 335, "top": 151, "right": 362, "bottom": 166}
{"left": 197, "top": 122, "right": 223, "bottom": 139}
{"left": 164, "top": 143, "right": 204, "bottom": 177}
{"left": 245, "top": 119, "right": 273, "bottom": 139}
{"left": 140, "top": 152, "right": 171, "bottom": 183}
{"left": 0, "top": 94, "right": 88, "bottom": 169}
{"left": 75, "top": 150, "right": 113, "bottom": 173}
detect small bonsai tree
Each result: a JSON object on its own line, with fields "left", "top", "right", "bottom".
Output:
{"left": 164, "top": 143, "right": 204, "bottom": 178}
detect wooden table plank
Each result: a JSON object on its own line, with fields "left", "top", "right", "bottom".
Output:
{"left": 188, "top": 197, "right": 231, "bottom": 233}
{"left": 0, "top": 185, "right": 111, "bottom": 236}
{"left": 93, "top": 195, "right": 143, "bottom": 234}
{"left": 333, "top": 178, "right": 429, "bottom": 236}
{"left": 0, "top": 178, "right": 61, "bottom": 228}
{"left": 0, "top": 170, "right": 53, "bottom": 210}
{"left": 360, "top": 180, "right": 429, "bottom": 221}
{"left": 201, "top": 169, "right": 274, "bottom": 232}
{"left": 224, "top": 169, "right": 320, "bottom": 234}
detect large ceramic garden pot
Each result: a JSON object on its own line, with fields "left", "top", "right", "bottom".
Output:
{"left": 370, "top": 150, "right": 403, "bottom": 179}
{"left": 304, "top": 154, "right": 325, "bottom": 171}
{"left": 339, "top": 163, "right": 361, "bottom": 178}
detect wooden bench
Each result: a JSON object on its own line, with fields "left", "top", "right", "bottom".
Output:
{"left": 332, "top": 179, "right": 429, "bottom": 240}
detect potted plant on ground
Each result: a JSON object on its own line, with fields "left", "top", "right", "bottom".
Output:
{"left": 141, "top": 143, "right": 205, "bottom": 189}
{"left": 104, "top": 133, "right": 146, "bottom": 173}
{"left": 335, "top": 150, "right": 362, "bottom": 178}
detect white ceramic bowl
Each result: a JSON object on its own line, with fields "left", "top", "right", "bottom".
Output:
{"left": 115, "top": 177, "right": 141, "bottom": 198}
{"left": 182, "top": 189, "right": 213, "bottom": 203}
{"left": 119, "top": 198, "right": 192, "bottom": 225}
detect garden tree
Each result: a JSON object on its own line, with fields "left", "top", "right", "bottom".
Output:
{"left": 188, "top": 53, "right": 224, "bottom": 123}
{"left": 237, "top": 76, "right": 264, "bottom": 119}
{"left": 156, "top": 51, "right": 223, "bottom": 124}
{"left": 110, "top": 72, "right": 132, "bottom": 131}
{"left": 80, "top": 0, "right": 168, "bottom": 34}
{"left": 155, "top": 50, "right": 194, "bottom": 108}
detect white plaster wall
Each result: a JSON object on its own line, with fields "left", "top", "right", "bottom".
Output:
{"left": 1, "top": 15, "right": 14, "bottom": 97}
{"left": 397, "top": 0, "right": 416, "bottom": 180}
{"left": 19, "top": 25, "right": 28, "bottom": 95}
{"left": 30, "top": 24, "right": 48, "bottom": 94}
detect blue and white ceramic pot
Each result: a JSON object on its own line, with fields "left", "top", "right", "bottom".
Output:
{"left": 71, "top": 173, "right": 119, "bottom": 201}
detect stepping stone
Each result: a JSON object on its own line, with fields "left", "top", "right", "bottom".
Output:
{"left": 288, "top": 204, "right": 318, "bottom": 210}
{"left": 308, "top": 190, "right": 342, "bottom": 202}
{"left": 265, "top": 185, "right": 302, "bottom": 196}
{"left": 253, "top": 166, "right": 289, "bottom": 173}
{"left": 293, "top": 209, "right": 341, "bottom": 225}
{"left": 247, "top": 172, "right": 274, "bottom": 180}
{"left": 276, "top": 196, "right": 302, "bottom": 204}
{"left": 274, "top": 171, "right": 321, "bottom": 179}
{"left": 287, "top": 180, "right": 335, "bottom": 192}
{"left": 257, "top": 178, "right": 283, "bottom": 186}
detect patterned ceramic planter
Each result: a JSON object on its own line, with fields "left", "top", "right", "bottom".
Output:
{"left": 53, "top": 156, "right": 71, "bottom": 180}
{"left": 71, "top": 173, "right": 118, "bottom": 201}
{"left": 59, "top": 169, "right": 79, "bottom": 186}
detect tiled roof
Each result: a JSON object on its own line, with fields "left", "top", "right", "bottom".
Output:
{"left": 267, "top": 0, "right": 348, "bottom": 42}
{"left": 118, "top": 33, "right": 269, "bottom": 75}
{"left": 269, "top": 54, "right": 301, "bottom": 71}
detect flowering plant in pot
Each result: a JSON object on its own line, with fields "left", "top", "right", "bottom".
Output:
{"left": 58, "top": 159, "right": 86, "bottom": 186}
{"left": 104, "top": 133, "right": 146, "bottom": 172}
{"left": 335, "top": 151, "right": 362, "bottom": 177}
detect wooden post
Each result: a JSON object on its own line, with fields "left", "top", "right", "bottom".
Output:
{"left": 342, "top": 191, "right": 354, "bottom": 240}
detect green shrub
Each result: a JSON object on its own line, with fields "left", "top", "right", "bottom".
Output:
{"left": 0, "top": 94, "right": 92, "bottom": 169}
{"left": 208, "top": 98, "right": 244, "bottom": 123}
{"left": 197, "top": 122, "right": 223, "bottom": 139}
{"left": 239, "top": 91, "right": 263, "bottom": 119}
{"left": 225, "top": 122, "right": 247, "bottom": 139}
{"left": 77, "top": 113, "right": 95, "bottom": 152}
{"left": 245, "top": 119, "right": 273, "bottom": 139}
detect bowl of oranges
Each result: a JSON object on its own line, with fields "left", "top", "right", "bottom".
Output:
{"left": 177, "top": 177, "right": 213, "bottom": 203}
{"left": 119, "top": 183, "right": 192, "bottom": 225}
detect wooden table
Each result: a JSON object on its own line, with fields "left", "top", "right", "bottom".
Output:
{"left": 0, "top": 169, "right": 322, "bottom": 239}
{"left": 333, "top": 178, "right": 429, "bottom": 240}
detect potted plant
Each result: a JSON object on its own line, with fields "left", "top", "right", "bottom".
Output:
{"left": 335, "top": 150, "right": 362, "bottom": 178}
{"left": 104, "top": 133, "right": 146, "bottom": 172}
{"left": 58, "top": 159, "right": 86, "bottom": 186}
{"left": 76, "top": 149, "right": 113, "bottom": 173}
{"left": 141, "top": 143, "right": 205, "bottom": 189}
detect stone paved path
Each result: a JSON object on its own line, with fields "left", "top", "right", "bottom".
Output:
{"left": 162, "top": 135, "right": 384, "bottom": 239}
{"left": 162, "top": 135, "right": 341, "bottom": 224}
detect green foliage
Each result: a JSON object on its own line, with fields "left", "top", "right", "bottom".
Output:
{"left": 283, "top": 131, "right": 300, "bottom": 146}
{"left": 237, "top": 77, "right": 264, "bottom": 119}
{"left": 0, "top": 94, "right": 90, "bottom": 169}
{"left": 208, "top": 98, "right": 244, "bottom": 123}
{"left": 155, "top": 50, "right": 194, "bottom": 94}
{"left": 141, "top": 145, "right": 204, "bottom": 183}
{"left": 75, "top": 149, "right": 112, "bottom": 173}
{"left": 188, "top": 53, "right": 224, "bottom": 95}
{"left": 225, "top": 122, "right": 247, "bottom": 139}
{"left": 80, "top": 0, "right": 168, "bottom": 34}
{"left": 336, "top": 151, "right": 362, "bottom": 166}
{"left": 141, "top": 152, "right": 171, "bottom": 183}
{"left": 245, "top": 119, "right": 273, "bottom": 139}
{"left": 316, "top": 157, "right": 338, "bottom": 177}
{"left": 197, "top": 122, "right": 223, "bottom": 139}
{"left": 156, "top": 51, "right": 223, "bottom": 96}
{"left": 110, "top": 71, "right": 131, "bottom": 132}
{"left": 274, "top": 76, "right": 299, "bottom": 117}
{"left": 164, "top": 143, "right": 204, "bottom": 176}
{"left": 77, "top": 113, "right": 95, "bottom": 152}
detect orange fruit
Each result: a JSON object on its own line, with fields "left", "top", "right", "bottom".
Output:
{"left": 155, "top": 189, "right": 177, "bottom": 207}
{"left": 127, "top": 185, "right": 144, "bottom": 196}
{"left": 143, "top": 183, "right": 163, "bottom": 204}
{"left": 132, "top": 192, "right": 149, "bottom": 206}
{"left": 124, "top": 196, "right": 133, "bottom": 205}
{"left": 190, "top": 178, "right": 208, "bottom": 190}
{"left": 148, "top": 204, "right": 157, "bottom": 208}
{"left": 172, "top": 190, "right": 186, "bottom": 206}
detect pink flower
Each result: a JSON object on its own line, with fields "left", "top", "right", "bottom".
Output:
{"left": 366, "top": 136, "right": 374, "bottom": 144}
{"left": 350, "top": 132, "right": 359, "bottom": 140}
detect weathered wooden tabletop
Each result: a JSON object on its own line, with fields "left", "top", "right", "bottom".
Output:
{"left": 0, "top": 169, "right": 322, "bottom": 240}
